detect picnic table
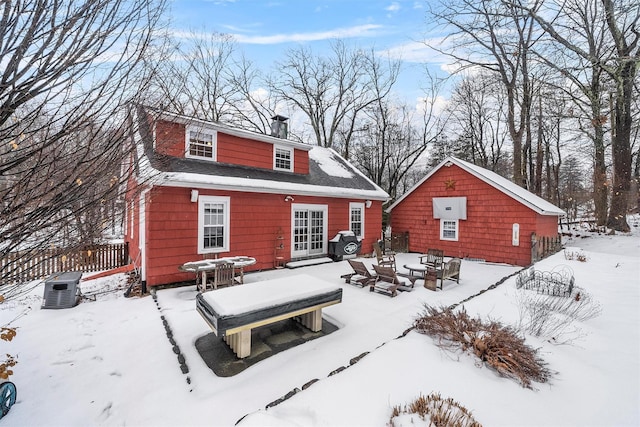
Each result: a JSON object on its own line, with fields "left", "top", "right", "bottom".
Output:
{"left": 179, "top": 256, "right": 256, "bottom": 288}
{"left": 196, "top": 274, "right": 342, "bottom": 358}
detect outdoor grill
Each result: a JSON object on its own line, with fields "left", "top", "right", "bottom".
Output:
{"left": 42, "top": 272, "right": 82, "bottom": 309}
{"left": 328, "top": 231, "right": 362, "bottom": 261}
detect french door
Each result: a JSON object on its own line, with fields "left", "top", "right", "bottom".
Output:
{"left": 291, "top": 204, "right": 327, "bottom": 258}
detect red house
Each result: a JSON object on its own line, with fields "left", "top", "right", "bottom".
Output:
{"left": 387, "top": 156, "right": 565, "bottom": 266}
{"left": 123, "top": 107, "right": 389, "bottom": 288}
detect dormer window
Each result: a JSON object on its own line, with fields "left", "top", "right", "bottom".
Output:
{"left": 274, "top": 146, "right": 293, "bottom": 171}
{"left": 186, "top": 125, "right": 216, "bottom": 160}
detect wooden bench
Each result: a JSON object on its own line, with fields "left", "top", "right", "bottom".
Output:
{"left": 196, "top": 274, "right": 342, "bottom": 358}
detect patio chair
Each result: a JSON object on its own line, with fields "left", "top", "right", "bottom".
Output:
{"left": 436, "top": 258, "right": 461, "bottom": 290}
{"left": 340, "top": 259, "right": 377, "bottom": 288}
{"left": 207, "top": 262, "right": 236, "bottom": 290}
{"left": 419, "top": 248, "right": 444, "bottom": 271}
{"left": 373, "top": 241, "right": 396, "bottom": 270}
{"left": 371, "top": 265, "right": 418, "bottom": 297}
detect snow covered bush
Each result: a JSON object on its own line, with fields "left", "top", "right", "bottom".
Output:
{"left": 389, "top": 392, "right": 481, "bottom": 427}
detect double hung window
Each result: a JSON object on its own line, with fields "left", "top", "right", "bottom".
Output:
{"left": 440, "top": 219, "right": 459, "bottom": 241}
{"left": 349, "top": 202, "right": 365, "bottom": 239}
{"left": 274, "top": 146, "right": 293, "bottom": 171}
{"left": 198, "top": 196, "right": 230, "bottom": 253}
{"left": 186, "top": 125, "right": 216, "bottom": 160}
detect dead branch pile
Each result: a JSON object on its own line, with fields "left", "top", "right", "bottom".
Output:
{"left": 389, "top": 392, "right": 481, "bottom": 427}
{"left": 414, "top": 305, "right": 551, "bottom": 389}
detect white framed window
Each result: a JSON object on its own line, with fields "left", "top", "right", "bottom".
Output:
{"left": 198, "top": 196, "right": 230, "bottom": 253}
{"left": 349, "top": 202, "right": 365, "bottom": 239}
{"left": 186, "top": 125, "right": 217, "bottom": 160}
{"left": 274, "top": 146, "right": 293, "bottom": 171}
{"left": 440, "top": 219, "right": 459, "bottom": 241}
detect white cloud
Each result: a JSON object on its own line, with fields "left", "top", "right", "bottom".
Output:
{"left": 230, "top": 24, "right": 384, "bottom": 44}
{"left": 379, "top": 39, "right": 454, "bottom": 65}
{"left": 415, "top": 94, "right": 449, "bottom": 116}
{"left": 386, "top": 2, "right": 401, "bottom": 12}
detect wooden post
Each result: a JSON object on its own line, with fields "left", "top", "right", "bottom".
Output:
{"left": 300, "top": 308, "right": 323, "bottom": 332}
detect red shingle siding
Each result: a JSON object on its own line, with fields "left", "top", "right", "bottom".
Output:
{"left": 218, "top": 133, "right": 272, "bottom": 168}
{"left": 155, "top": 120, "right": 186, "bottom": 157}
{"left": 294, "top": 148, "right": 309, "bottom": 174}
{"left": 143, "top": 186, "right": 381, "bottom": 286}
{"left": 390, "top": 164, "right": 560, "bottom": 266}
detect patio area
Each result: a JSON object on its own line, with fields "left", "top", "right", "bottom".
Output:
{"left": 156, "top": 253, "right": 522, "bottom": 389}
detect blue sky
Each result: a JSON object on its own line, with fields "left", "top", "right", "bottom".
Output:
{"left": 168, "top": 0, "right": 450, "bottom": 106}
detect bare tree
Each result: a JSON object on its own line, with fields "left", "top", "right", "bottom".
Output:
{"left": 0, "top": 0, "right": 166, "bottom": 293}
{"left": 427, "top": 0, "right": 543, "bottom": 188}
{"left": 447, "top": 71, "right": 510, "bottom": 171}
{"left": 351, "top": 80, "right": 448, "bottom": 201}
{"left": 267, "top": 40, "right": 400, "bottom": 157}
{"left": 145, "top": 30, "right": 238, "bottom": 123}
{"left": 225, "top": 54, "right": 284, "bottom": 134}
{"left": 516, "top": 0, "right": 639, "bottom": 231}
{"left": 517, "top": 0, "right": 613, "bottom": 225}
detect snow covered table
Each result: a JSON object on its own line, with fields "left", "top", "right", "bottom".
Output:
{"left": 179, "top": 256, "right": 256, "bottom": 289}
{"left": 195, "top": 274, "right": 343, "bottom": 358}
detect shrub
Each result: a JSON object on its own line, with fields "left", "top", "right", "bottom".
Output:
{"left": 414, "top": 305, "right": 551, "bottom": 389}
{"left": 516, "top": 288, "right": 601, "bottom": 344}
{"left": 0, "top": 327, "right": 17, "bottom": 380}
{"left": 389, "top": 392, "right": 481, "bottom": 427}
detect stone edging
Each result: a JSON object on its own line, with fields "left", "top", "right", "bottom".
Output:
{"left": 249, "top": 266, "right": 526, "bottom": 421}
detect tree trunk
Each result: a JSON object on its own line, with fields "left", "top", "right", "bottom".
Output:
{"left": 606, "top": 77, "right": 633, "bottom": 232}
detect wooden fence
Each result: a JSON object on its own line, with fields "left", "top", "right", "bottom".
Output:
{"left": 1, "top": 243, "right": 129, "bottom": 284}
{"left": 382, "top": 232, "right": 409, "bottom": 253}
{"left": 531, "top": 233, "right": 562, "bottom": 263}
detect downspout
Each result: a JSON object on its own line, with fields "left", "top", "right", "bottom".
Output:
{"left": 139, "top": 188, "right": 150, "bottom": 293}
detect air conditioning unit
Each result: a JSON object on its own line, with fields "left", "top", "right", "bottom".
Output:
{"left": 42, "top": 272, "right": 82, "bottom": 309}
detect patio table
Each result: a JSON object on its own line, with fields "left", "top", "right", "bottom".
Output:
{"left": 179, "top": 256, "right": 256, "bottom": 286}
{"left": 403, "top": 263, "right": 437, "bottom": 278}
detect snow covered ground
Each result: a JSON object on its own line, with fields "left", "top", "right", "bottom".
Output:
{"left": 1, "top": 218, "right": 638, "bottom": 426}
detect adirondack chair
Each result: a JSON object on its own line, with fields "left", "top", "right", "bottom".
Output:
{"left": 419, "top": 248, "right": 444, "bottom": 271}
{"left": 371, "top": 264, "right": 418, "bottom": 297}
{"left": 373, "top": 241, "right": 396, "bottom": 270}
{"left": 340, "top": 259, "right": 377, "bottom": 288}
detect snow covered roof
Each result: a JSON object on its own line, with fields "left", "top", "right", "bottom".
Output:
{"left": 387, "top": 156, "right": 565, "bottom": 216}
{"left": 133, "top": 106, "right": 389, "bottom": 201}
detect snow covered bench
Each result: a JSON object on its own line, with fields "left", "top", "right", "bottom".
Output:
{"left": 196, "top": 274, "right": 342, "bottom": 358}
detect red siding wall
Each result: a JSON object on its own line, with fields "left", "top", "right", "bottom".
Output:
{"left": 389, "top": 164, "right": 559, "bottom": 266}
{"left": 153, "top": 119, "right": 310, "bottom": 173}
{"left": 155, "top": 120, "right": 185, "bottom": 157}
{"left": 218, "top": 133, "right": 272, "bottom": 168}
{"left": 143, "top": 186, "right": 382, "bottom": 286}
{"left": 294, "top": 148, "right": 309, "bottom": 174}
